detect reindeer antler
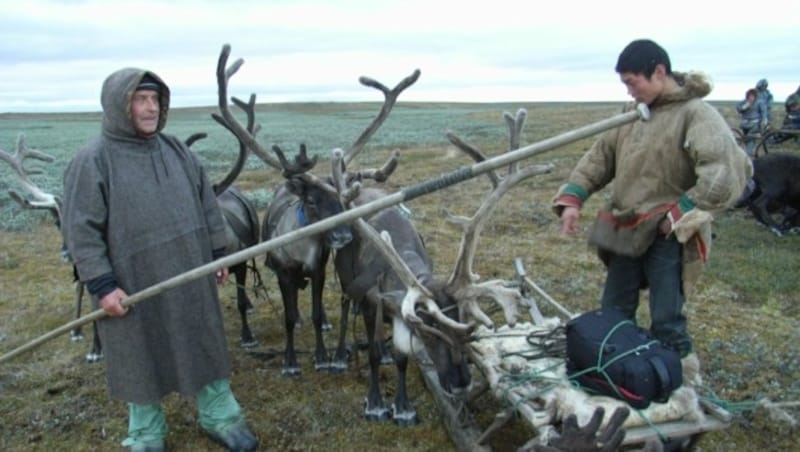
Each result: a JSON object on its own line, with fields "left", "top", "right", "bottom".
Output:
{"left": 444, "top": 109, "right": 555, "bottom": 329}
{"left": 345, "top": 70, "right": 421, "bottom": 166}
{"left": 333, "top": 69, "right": 416, "bottom": 189}
{"left": 505, "top": 109, "right": 527, "bottom": 174}
{"left": 211, "top": 90, "right": 259, "bottom": 195}
{"left": 270, "top": 144, "right": 342, "bottom": 198}
{"left": 0, "top": 133, "right": 61, "bottom": 219}
{"left": 215, "top": 44, "right": 282, "bottom": 171}
{"left": 272, "top": 143, "right": 318, "bottom": 177}
{"left": 331, "top": 148, "right": 361, "bottom": 205}
{"left": 345, "top": 150, "right": 400, "bottom": 185}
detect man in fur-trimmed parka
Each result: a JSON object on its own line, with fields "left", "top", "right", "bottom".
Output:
{"left": 62, "top": 68, "right": 257, "bottom": 451}
{"left": 552, "top": 39, "right": 752, "bottom": 366}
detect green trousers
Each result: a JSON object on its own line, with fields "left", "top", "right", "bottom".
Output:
{"left": 121, "top": 379, "right": 245, "bottom": 448}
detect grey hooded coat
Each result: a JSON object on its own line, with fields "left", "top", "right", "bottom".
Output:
{"left": 62, "top": 68, "right": 231, "bottom": 404}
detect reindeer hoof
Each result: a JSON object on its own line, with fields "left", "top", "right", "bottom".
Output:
{"left": 364, "top": 402, "right": 392, "bottom": 422}
{"left": 392, "top": 405, "right": 419, "bottom": 426}
{"left": 85, "top": 352, "right": 103, "bottom": 363}
{"left": 240, "top": 339, "right": 258, "bottom": 349}
{"left": 70, "top": 333, "right": 84, "bottom": 342}
{"left": 328, "top": 360, "right": 348, "bottom": 374}
{"left": 281, "top": 366, "right": 302, "bottom": 378}
{"left": 380, "top": 355, "right": 394, "bottom": 366}
{"left": 321, "top": 322, "right": 333, "bottom": 332}
{"left": 314, "top": 361, "right": 332, "bottom": 372}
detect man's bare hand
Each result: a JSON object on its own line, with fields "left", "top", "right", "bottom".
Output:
{"left": 560, "top": 206, "right": 580, "bottom": 235}
{"left": 215, "top": 268, "right": 229, "bottom": 285}
{"left": 658, "top": 217, "right": 672, "bottom": 236}
{"left": 100, "top": 288, "right": 129, "bottom": 317}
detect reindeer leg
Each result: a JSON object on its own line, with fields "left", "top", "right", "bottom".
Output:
{"left": 782, "top": 207, "right": 800, "bottom": 233}
{"left": 320, "top": 304, "right": 333, "bottom": 332}
{"left": 86, "top": 321, "right": 103, "bottom": 363}
{"left": 750, "top": 193, "right": 784, "bottom": 236}
{"left": 319, "top": 261, "right": 333, "bottom": 333}
{"left": 234, "top": 263, "right": 257, "bottom": 348}
{"left": 392, "top": 349, "right": 419, "bottom": 426}
{"left": 330, "top": 294, "right": 351, "bottom": 373}
{"left": 363, "top": 302, "right": 391, "bottom": 422}
{"left": 68, "top": 269, "right": 103, "bottom": 363}
{"left": 277, "top": 274, "right": 301, "bottom": 377}
{"left": 311, "top": 267, "right": 332, "bottom": 372}
{"left": 248, "top": 259, "right": 268, "bottom": 302}
{"left": 375, "top": 301, "right": 393, "bottom": 366}
{"left": 70, "top": 280, "right": 85, "bottom": 341}
{"left": 380, "top": 336, "right": 394, "bottom": 366}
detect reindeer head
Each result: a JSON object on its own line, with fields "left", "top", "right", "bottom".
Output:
{"left": 1, "top": 133, "right": 62, "bottom": 223}
{"left": 273, "top": 144, "right": 353, "bottom": 249}
{"left": 417, "top": 282, "right": 473, "bottom": 393}
{"left": 1, "top": 133, "right": 71, "bottom": 262}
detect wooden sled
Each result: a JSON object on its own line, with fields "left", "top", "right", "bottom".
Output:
{"left": 415, "top": 258, "right": 731, "bottom": 451}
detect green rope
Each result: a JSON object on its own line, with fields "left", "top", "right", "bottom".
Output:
{"left": 696, "top": 384, "right": 762, "bottom": 412}
{"left": 484, "top": 327, "right": 569, "bottom": 410}
{"left": 498, "top": 361, "right": 563, "bottom": 410}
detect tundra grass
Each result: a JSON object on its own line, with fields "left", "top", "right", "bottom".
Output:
{"left": 1, "top": 102, "right": 798, "bottom": 451}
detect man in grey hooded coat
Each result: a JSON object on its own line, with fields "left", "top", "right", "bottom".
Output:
{"left": 62, "top": 68, "right": 257, "bottom": 451}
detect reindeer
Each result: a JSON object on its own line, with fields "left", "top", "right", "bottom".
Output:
{"left": 0, "top": 134, "right": 104, "bottom": 357}
{"left": 735, "top": 152, "right": 800, "bottom": 236}
{"left": 215, "top": 44, "right": 418, "bottom": 377}
{"left": 189, "top": 80, "right": 266, "bottom": 348}
{"left": 333, "top": 184, "right": 470, "bottom": 424}
{"left": 330, "top": 108, "right": 553, "bottom": 425}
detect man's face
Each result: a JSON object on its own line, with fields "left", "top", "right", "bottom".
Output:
{"left": 619, "top": 64, "right": 666, "bottom": 105}
{"left": 130, "top": 90, "right": 160, "bottom": 137}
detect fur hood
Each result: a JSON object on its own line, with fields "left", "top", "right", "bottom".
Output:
{"left": 651, "top": 71, "right": 713, "bottom": 107}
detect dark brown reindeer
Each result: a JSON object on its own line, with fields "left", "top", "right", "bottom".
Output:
{"left": 215, "top": 43, "right": 418, "bottom": 377}
{"left": 333, "top": 183, "right": 467, "bottom": 425}
{"left": 188, "top": 77, "right": 266, "bottom": 348}
{"left": 331, "top": 108, "right": 553, "bottom": 426}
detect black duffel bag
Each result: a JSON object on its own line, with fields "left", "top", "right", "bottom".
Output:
{"left": 565, "top": 307, "right": 683, "bottom": 409}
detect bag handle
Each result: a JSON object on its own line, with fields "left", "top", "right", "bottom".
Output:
{"left": 648, "top": 355, "right": 673, "bottom": 397}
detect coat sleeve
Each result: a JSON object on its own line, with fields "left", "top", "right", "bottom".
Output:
{"left": 681, "top": 102, "right": 753, "bottom": 214}
{"left": 551, "top": 124, "right": 620, "bottom": 215}
{"left": 61, "top": 150, "right": 114, "bottom": 282}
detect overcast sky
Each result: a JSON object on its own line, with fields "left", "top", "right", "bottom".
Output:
{"left": 2, "top": 0, "right": 798, "bottom": 113}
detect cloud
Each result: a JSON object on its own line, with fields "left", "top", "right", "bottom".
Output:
{"left": 1, "top": 0, "right": 799, "bottom": 112}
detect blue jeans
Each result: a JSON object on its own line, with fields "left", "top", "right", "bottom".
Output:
{"left": 599, "top": 234, "right": 692, "bottom": 356}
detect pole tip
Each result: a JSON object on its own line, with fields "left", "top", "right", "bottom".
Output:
{"left": 636, "top": 103, "right": 651, "bottom": 121}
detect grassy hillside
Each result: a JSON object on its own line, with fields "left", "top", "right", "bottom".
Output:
{"left": 0, "top": 102, "right": 798, "bottom": 451}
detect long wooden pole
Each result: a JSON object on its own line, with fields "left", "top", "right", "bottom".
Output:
{"left": 0, "top": 104, "right": 648, "bottom": 365}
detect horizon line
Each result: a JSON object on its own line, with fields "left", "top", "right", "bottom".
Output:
{"left": 1, "top": 98, "right": 744, "bottom": 116}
